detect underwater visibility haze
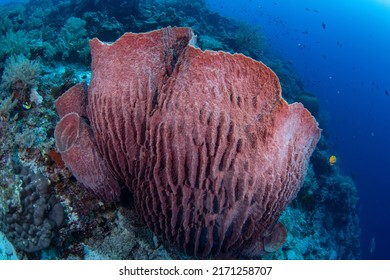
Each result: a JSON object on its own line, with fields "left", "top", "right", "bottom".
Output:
{"left": 0, "top": 0, "right": 388, "bottom": 260}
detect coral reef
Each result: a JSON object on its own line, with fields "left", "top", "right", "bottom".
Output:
{"left": 0, "top": 0, "right": 360, "bottom": 260}
{"left": 1, "top": 54, "right": 41, "bottom": 109}
{"left": 269, "top": 160, "right": 360, "bottom": 260}
{"left": 0, "top": 165, "right": 64, "bottom": 253}
{"left": 0, "top": 30, "right": 31, "bottom": 63}
{"left": 58, "top": 17, "right": 89, "bottom": 63}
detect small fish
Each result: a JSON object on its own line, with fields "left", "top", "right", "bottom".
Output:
{"left": 22, "top": 102, "right": 31, "bottom": 110}
{"left": 322, "top": 22, "right": 326, "bottom": 29}
{"left": 385, "top": 90, "right": 389, "bottom": 96}
{"left": 314, "top": 9, "right": 319, "bottom": 13}
{"left": 305, "top": 8, "right": 310, "bottom": 11}
{"left": 329, "top": 155, "right": 337, "bottom": 166}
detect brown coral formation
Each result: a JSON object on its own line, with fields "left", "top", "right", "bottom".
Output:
{"left": 55, "top": 27, "right": 321, "bottom": 258}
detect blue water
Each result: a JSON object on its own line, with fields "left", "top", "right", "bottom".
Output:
{"left": 205, "top": 0, "right": 390, "bottom": 259}
{"left": 0, "top": 0, "right": 25, "bottom": 4}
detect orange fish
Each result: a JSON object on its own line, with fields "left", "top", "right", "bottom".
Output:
{"left": 329, "top": 155, "right": 337, "bottom": 166}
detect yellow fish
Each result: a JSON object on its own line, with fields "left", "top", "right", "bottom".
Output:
{"left": 22, "top": 102, "right": 31, "bottom": 110}
{"left": 329, "top": 155, "right": 337, "bottom": 166}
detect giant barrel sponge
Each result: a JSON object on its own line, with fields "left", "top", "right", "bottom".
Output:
{"left": 55, "top": 27, "right": 321, "bottom": 258}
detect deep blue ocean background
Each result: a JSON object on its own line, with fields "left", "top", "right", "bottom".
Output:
{"left": 204, "top": 0, "right": 390, "bottom": 259}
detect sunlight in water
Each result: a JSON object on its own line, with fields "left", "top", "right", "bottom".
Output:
{"left": 375, "top": 0, "right": 390, "bottom": 6}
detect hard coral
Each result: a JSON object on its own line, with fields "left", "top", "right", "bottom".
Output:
{"left": 55, "top": 27, "right": 320, "bottom": 258}
{"left": 1, "top": 166, "right": 64, "bottom": 253}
